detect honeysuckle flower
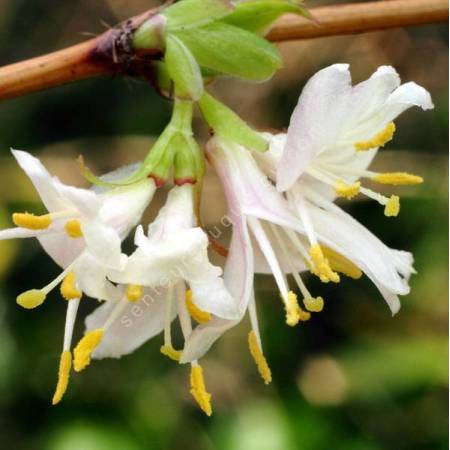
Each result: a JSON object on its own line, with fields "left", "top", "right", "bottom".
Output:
{"left": 0, "top": 150, "right": 156, "bottom": 404}
{"left": 73, "top": 183, "right": 234, "bottom": 416}
{"left": 180, "top": 137, "right": 317, "bottom": 370}
{"left": 181, "top": 93, "right": 427, "bottom": 370}
{"left": 276, "top": 64, "right": 434, "bottom": 210}
{"left": 252, "top": 64, "right": 433, "bottom": 314}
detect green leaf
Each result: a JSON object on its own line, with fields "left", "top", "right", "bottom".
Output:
{"left": 163, "top": 0, "right": 235, "bottom": 30}
{"left": 224, "top": 1, "right": 311, "bottom": 35}
{"left": 199, "top": 92, "right": 268, "bottom": 152}
{"left": 174, "top": 22, "right": 282, "bottom": 81}
{"left": 165, "top": 35, "right": 204, "bottom": 100}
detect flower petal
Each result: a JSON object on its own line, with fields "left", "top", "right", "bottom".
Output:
{"left": 87, "top": 289, "right": 173, "bottom": 359}
{"left": 277, "top": 64, "right": 352, "bottom": 191}
{"left": 98, "top": 179, "right": 156, "bottom": 240}
{"left": 208, "top": 138, "right": 305, "bottom": 234}
{"left": 82, "top": 222, "right": 125, "bottom": 270}
{"left": 180, "top": 318, "right": 238, "bottom": 363}
{"left": 305, "top": 196, "right": 411, "bottom": 298}
{"left": 74, "top": 252, "right": 121, "bottom": 301}
{"left": 38, "top": 231, "right": 85, "bottom": 268}
{"left": 11, "top": 149, "right": 70, "bottom": 212}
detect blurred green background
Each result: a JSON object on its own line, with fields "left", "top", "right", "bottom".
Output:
{"left": 0, "top": 1, "right": 448, "bottom": 449}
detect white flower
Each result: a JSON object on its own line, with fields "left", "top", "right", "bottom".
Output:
{"left": 276, "top": 64, "right": 433, "bottom": 207}
{"left": 253, "top": 64, "right": 433, "bottom": 314}
{"left": 0, "top": 150, "right": 156, "bottom": 404}
{"left": 182, "top": 64, "right": 432, "bottom": 365}
{"left": 0, "top": 150, "right": 156, "bottom": 305}
{"left": 181, "top": 138, "right": 314, "bottom": 367}
{"left": 74, "top": 183, "right": 235, "bottom": 416}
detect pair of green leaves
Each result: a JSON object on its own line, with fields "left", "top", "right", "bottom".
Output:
{"left": 159, "top": 0, "right": 309, "bottom": 98}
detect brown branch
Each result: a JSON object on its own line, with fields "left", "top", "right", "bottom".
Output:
{"left": 0, "top": 0, "right": 447, "bottom": 101}
{"left": 268, "top": 0, "right": 449, "bottom": 41}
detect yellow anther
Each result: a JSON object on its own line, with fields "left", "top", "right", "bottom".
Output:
{"left": 12, "top": 212, "right": 51, "bottom": 230}
{"left": 160, "top": 344, "right": 182, "bottom": 362}
{"left": 248, "top": 331, "right": 272, "bottom": 385}
{"left": 322, "top": 246, "right": 363, "bottom": 279}
{"left": 303, "top": 296, "right": 324, "bottom": 313}
{"left": 52, "top": 350, "right": 72, "bottom": 405}
{"left": 355, "top": 122, "right": 396, "bottom": 151}
{"left": 335, "top": 180, "right": 360, "bottom": 200}
{"left": 16, "top": 289, "right": 46, "bottom": 309}
{"left": 65, "top": 219, "right": 83, "bottom": 238}
{"left": 60, "top": 272, "right": 82, "bottom": 301}
{"left": 309, "top": 244, "right": 340, "bottom": 283}
{"left": 284, "top": 291, "right": 310, "bottom": 326}
{"left": 384, "top": 195, "right": 400, "bottom": 217}
{"left": 186, "top": 290, "right": 211, "bottom": 324}
{"left": 126, "top": 284, "right": 143, "bottom": 302}
{"left": 190, "top": 365, "right": 212, "bottom": 416}
{"left": 73, "top": 329, "right": 103, "bottom": 372}
{"left": 373, "top": 172, "right": 424, "bottom": 186}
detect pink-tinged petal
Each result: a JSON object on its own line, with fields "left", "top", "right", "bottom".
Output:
{"left": 180, "top": 213, "right": 254, "bottom": 363}
{"left": 11, "top": 149, "right": 70, "bottom": 212}
{"left": 87, "top": 289, "right": 173, "bottom": 359}
{"left": 224, "top": 215, "right": 254, "bottom": 316}
{"left": 277, "top": 64, "right": 352, "bottom": 192}
{"left": 208, "top": 138, "right": 305, "bottom": 234}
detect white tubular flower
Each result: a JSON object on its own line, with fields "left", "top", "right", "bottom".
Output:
{"left": 80, "top": 184, "right": 229, "bottom": 416}
{"left": 0, "top": 150, "right": 156, "bottom": 307}
{"left": 276, "top": 64, "right": 433, "bottom": 212}
{"left": 252, "top": 64, "right": 433, "bottom": 315}
{"left": 181, "top": 137, "right": 315, "bottom": 365}
{"left": 0, "top": 150, "right": 155, "bottom": 405}
{"left": 108, "top": 183, "right": 237, "bottom": 320}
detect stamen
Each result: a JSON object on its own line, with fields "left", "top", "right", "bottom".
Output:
{"left": 285, "top": 291, "right": 310, "bottom": 326}
{"left": 52, "top": 350, "right": 72, "bottom": 405}
{"left": 335, "top": 180, "right": 360, "bottom": 199}
{"left": 126, "top": 284, "right": 143, "bottom": 302}
{"left": 269, "top": 225, "right": 322, "bottom": 312}
{"left": 322, "top": 247, "right": 362, "bottom": 279}
{"left": 60, "top": 272, "right": 82, "bottom": 300}
{"left": 248, "top": 218, "right": 290, "bottom": 300}
{"left": 190, "top": 364, "right": 212, "bottom": 416}
{"left": 248, "top": 331, "right": 272, "bottom": 384}
{"left": 65, "top": 219, "right": 83, "bottom": 238}
{"left": 309, "top": 244, "right": 340, "bottom": 283}
{"left": 303, "top": 296, "right": 324, "bottom": 313}
{"left": 176, "top": 283, "right": 193, "bottom": 339}
{"left": 186, "top": 290, "right": 211, "bottom": 324}
{"left": 160, "top": 344, "right": 182, "bottom": 362}
{"left": 17, "top": 260, "right": 78, "bottom": 309}
{"left": 16, "top": 289, "right": 46, "bottom": 309}
{"left": 384, "top": 195, "right": 400, "bottom": 217}
{"left": 12, "top": 212, "right": 51, "bottom": 230}
{"left": 373, "top": 172, "right": 423, "bottom": 186}
{"left": 73, "top": 329, "right": 104, "bottom": 372}
{"left": 355, "top": 122, "right": 396, "bottom": 151}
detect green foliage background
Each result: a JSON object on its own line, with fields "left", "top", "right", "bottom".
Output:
{"left": 0, "top": 1, "right": 447, "bottom": 449}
